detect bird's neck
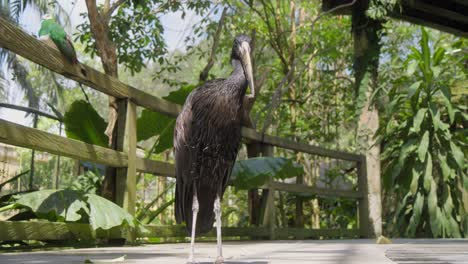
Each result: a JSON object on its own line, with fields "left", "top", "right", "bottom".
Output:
{"left": 227, "top": 59, "right": 248, "bottom": 93}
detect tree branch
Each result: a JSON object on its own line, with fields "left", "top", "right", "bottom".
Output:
{"left": 199, "top": 7, "right": 227, "bottom": 82}
{"left": 259, "top": 0, "right": 357, "bottom": 134}
{"left": 105, "top": 0, "right": 126, "bottom": 21}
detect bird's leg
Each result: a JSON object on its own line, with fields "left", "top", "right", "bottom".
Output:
{"left": 187, "top": 193, "right": 199, "bottom": 264}
{"left": 214, "top": 195, "right": 224, "bottom": 264}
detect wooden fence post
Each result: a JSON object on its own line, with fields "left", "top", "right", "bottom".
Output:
{"left": 261, "top": 144, "right": 276, "bottom": 240}
{"left": 115, "top": 100, "right": 137, "bottom": 241}
{"left": 357, "top": 156, "right": 370, "bottom": 238}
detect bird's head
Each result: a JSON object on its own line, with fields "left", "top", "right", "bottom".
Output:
{"left": 42, "top": 14, "right": 53, "bottom": 20}
{"left": 231, "top": 34, "right": 255, "bottom": 97}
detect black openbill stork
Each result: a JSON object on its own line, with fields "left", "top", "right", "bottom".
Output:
{"left": 174, "top": 34, "right": 254, "bottom": 263}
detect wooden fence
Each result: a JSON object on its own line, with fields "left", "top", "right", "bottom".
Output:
{"left": 0, "top": 17, "right": 371, "bottom": 242}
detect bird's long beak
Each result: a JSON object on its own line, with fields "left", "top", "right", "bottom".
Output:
{"left": 240, "top": 42, "right": 255, "bottom": 97}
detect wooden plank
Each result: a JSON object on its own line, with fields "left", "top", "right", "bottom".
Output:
{"left": 274, "top": 227, "right": 359, "bottom": 239}
{"left": 393, "top": 0, "right": 468, "bottom": 38}
{"left": 266, "top": 181, "right": 363, "bottom": 199}
{"left": 135, "top": 158, "right": 175, "bottom": 177}
{"left": 0, "top": 221, "right": 123, "bottom": 241}
{"left": 0, "top": 221, "right": 356, "bottom": 241}
{"left": 122, "top": 101, "right": 137, "bottom": 216}
{"left": 451, "top": 0, "right": 468, "bottom": 7}
{"left": 0, "top": 118, "right": 127, "bottom": 167}
{"left": 357, "top": 157, "right": 371, "bottom": 238}
{"left": 394, "top": 12, "right": 468, "bottom": 38}
{"left": 0, "top": 17, "right": 181, "bottom": 119}
{"left": 262, "top": 134, "right": 362, "bottom": 161}
{"left": 408, "top": 0, "right": 468, "bottom": 24}
{"left": 261, "top": 144, "right": 276, "bottom": 240}
{"left": 241, "top": 127, "right": 362, "bottom": 162}
{"left": 141, "top": 225, "right": 269, "bottom": 238}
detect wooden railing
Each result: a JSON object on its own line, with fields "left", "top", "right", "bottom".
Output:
{"left": 0, "top": 17, "right": 371, "bottom": 241}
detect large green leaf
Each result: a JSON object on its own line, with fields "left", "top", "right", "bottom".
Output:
{"left": 438, "top": 152, "right": 453, "bottom": 180}
{"left": 417, "top": 131, "right": 429, "bottom": 162}
{"left": 440, "top": 85, "right": 454, "bottom": 124}
{"left": 411, "top": 108, "right": 427, "bottom": 134}
{"left": 13, "top": 189, "right": 88, "bottom": 222}
{"left": 406, "top": 192, "right": 423, "bottom": 236}
{"left": 86, "top": 193, "right": 135, "bottom": 230}
{"left": 409, "top": 168, "right": 420, "bottom": 195}
{"left": 5, "top": 190, "right": 142, "bottom": 231}
{"left": 136, "top": 84, "right": 195, "bottom": 153}
{"left": 449, "top": 142, "right": 464, "bottom": 169}
{"left": 427, "top": 179, "right": 441, "bottom": 237}
{"left": 423, "top": 153, "right": 433, "bottom": 192}
{"left": 63, "top": 100, "right": 108, "bottom": 147}
{"left": 137, "top": 109, "right": 174, "bottom": 142}
{"left": 230, "top": 157, "right": 304, "bottom": 190}
{"left": 420, "top": 28, "right": 431, "bottom": 77}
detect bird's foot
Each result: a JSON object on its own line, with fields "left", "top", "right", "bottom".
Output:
{"left": 215, "top": 256, "right": 224, "bottom": 264}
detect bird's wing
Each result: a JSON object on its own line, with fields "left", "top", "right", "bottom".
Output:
{"left": 174, "top": 93, "right": 195, "bottom": 226}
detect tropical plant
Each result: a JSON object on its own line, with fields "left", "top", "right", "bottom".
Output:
{"left": 0, "top": 189, "right": 146, "bottom": 233}
{"left": 231, "top": 157, "right": 304, "bottom": 190}
{"left": 70, "top": 170, "right": 104, "bottom": 195}
{"left": 379, "top": 28, "right": 467, "bottom": 238}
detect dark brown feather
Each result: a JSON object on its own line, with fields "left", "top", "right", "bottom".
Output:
{"left": 174, "top": 70, "right": 248, "bottom": 235}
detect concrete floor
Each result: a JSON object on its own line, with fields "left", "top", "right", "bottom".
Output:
{"left": 0, "top": 239, "right": 467, "bottom": 264}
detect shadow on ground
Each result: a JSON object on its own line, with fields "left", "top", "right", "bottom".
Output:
{"left": 199, "top": 262, "right": 269, "bottom": 264}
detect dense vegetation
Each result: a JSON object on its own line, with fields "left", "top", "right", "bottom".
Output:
{"left": 0, "top": 0, "right": 466, "bottom": 241}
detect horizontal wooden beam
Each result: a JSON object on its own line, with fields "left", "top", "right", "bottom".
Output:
{"left": 0, "top": 221, "right": 123, "bottom": 241}
{"left": 265, "top": 134, "right": 361, "bottom": 162}
{"left": 136, "top": 158, "right": 175, "bottom": 177}
{"left": 0, "top": 118, "right": 177, "bottom": 176}
{"left": 143, "top": 225, "right": 269, "bottom": 238}
{"left": 322, "top": 0, "right": 468, "bottom": 38}
{"left": 274, "top": 227, "right": 359, "bottom": 239}
{"left": 0, "top": 17, "right": 181, "bottom": 118}
{"left": 0, "top": 221, "right": 355, "bottom": 241}
{"left": 407, "top": 0, "right": 468, "bottom": 24}
{"left": 0, "top": 118, "right": 127, "bottom": 167}
{"left": 265, "top": 181, "right": 363, "bottom": 199}
{"left": 0, "top": 17, "right": 361, "bottom": 162}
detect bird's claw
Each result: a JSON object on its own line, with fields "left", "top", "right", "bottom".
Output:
{"left": 215, "top": 256, "right": 224, "bottom": 264}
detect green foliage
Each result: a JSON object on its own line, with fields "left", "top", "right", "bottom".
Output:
{"left": 367, "top": 0, "right": 399, "bottom": 19}
{"left": 76, "top": 1, "right": 211, "bottom": 75}
{"left": 1, "top": 189, "right": 143, "bottom": 232}
{"left": 69, "top": 170, "right": 103, "bottom": 195}
{"left": 231, "top": 157, "right": 304, "bottom": 190}
{"left": 137, "top": 84, "right": 195, "bottom": 153}
{"left": 63, "top": 100, "right": 108, "bottom": 147}
{"left": 379, "top": 28, "right": 467, "bottom": 238}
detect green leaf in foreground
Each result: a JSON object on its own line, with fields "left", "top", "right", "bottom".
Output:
{"left": 6, "top": 190, "right": 143, "bottom": 232}
{"left": 63, "top": 100, "right": 108, "bottom": 147}
{"left": 136, "top": 84, "right": 195, "bottom": 153}
{"left": 13, "top": 189, "right": 88, "bottom": 222}
{"left": 230, "top": 157, "right": 304, "bottom": 190}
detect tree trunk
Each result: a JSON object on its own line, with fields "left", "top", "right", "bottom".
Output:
{"left": 85, "top": 0, "right": 124, "bottom": 202}
{"left": 352, "top": 3, "right": 382, "bottom": 238}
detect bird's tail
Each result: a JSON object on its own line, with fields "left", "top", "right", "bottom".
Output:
{"left": 176, "top": 184, "right": 216, "bottom": 236}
